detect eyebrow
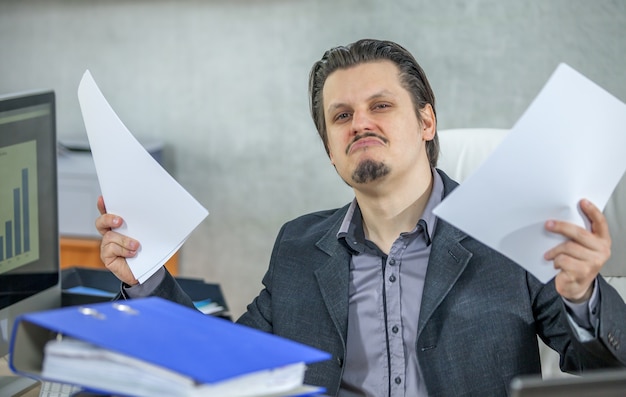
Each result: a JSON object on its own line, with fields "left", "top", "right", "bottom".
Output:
{"left": 326, "top": 90, "right": 396, "bottom": 114}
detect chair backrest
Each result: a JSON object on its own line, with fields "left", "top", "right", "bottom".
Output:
{"left": 437, "top": 128, "right": 508, "bottom": 182}
{"left": 436, "top": 128, "right": 626, "bottom": 279}
{"left": 603, "top": 172, "right": 626, "bottom": 276}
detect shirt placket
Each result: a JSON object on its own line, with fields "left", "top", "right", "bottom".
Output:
{"left": 386, "top": 237, "right": 408, "bottom": 397}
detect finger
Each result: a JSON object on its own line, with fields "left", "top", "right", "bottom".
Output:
{"left": 543, "top": 222, "right": 591, "bottom": 261}
{"left": 95, "top": 213, "right": 123, "bottom": 236}
{"left": 546, "top": 200, "right": 610, "bottom": 244}
{"left": 544, "top": 219, "right": 590, "bottom": 246}
{"left": 99, "top": 234, "right": 138, "bottom": 285}
{"left": 544, "top": 235, "right": 608, "bottom": 273}
{"left": 544, "top": 219, "right": 608, "bottom": 256}
{"left": 100, "top": 230, "right": 140, "bottom": 286}
{"left": 97, "top": 195, "right": 107, "bottom": 215}
{"left": 103, "top": 257, "right": 139, "bottom": 286}
{"left": 548, "top": 238, "right": 605, "bottom": 302}
{"left": 100, "top": 231, "right": 140, "bottom": 259}
{"left": 552, "top": 248, "right": 600, "bottom": 276}
{"left": 545, "top": 240, "right": 587, "bottom": 263}
{"left": 579, "top": 199, "right": 611, "bottom": 241}
{"left": 544, "top": 230, "right": 611, "bottom": 267}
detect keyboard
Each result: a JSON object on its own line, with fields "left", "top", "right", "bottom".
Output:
{"left": 39, "top": 381, "right": 81, "bottom": 397}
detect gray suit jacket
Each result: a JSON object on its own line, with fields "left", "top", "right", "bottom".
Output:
{"left": 155, "top": 170, "right": 626, "bottom": 396}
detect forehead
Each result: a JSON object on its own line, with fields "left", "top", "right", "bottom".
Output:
{"left": 322, "top": 61, "right": 405, "bottom": 107}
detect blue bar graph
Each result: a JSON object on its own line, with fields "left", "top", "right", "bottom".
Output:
{"left": 0, "top": 140, "right": 39, "bottom": 272}
{"left": 1, "top": 168, "right": 30, "bottom": 262}
{"left": 4, "top": 220, "right": 12, "bottom": 259}
{"left": 22, "top": 167, "right": 30, "bottom": 252}
{"left": 14, "top": 187, "right": 21, "bottom": 255}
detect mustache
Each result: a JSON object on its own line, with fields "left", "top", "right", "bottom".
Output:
{"left": 346, "top": 132, "right": 389, "bottom": 155}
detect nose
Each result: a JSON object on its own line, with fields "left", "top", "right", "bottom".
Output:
{"left": 351, "top": 109, "right": 375, "bottom": 136}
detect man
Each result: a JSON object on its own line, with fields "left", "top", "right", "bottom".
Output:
{"left": 96, "top": 39, "right": 626, "bottom": 396}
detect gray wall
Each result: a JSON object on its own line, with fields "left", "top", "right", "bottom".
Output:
{"left": 2, "top": 0, "right": 625, "bottom": 318}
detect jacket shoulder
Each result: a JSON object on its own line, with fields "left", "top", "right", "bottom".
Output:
{"left": 279, "top": 204, "right": 350, "bottom": 242}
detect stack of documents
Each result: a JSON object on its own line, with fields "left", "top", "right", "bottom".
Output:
{"left": 43, "top": 339, "right": 311, "bottom": 397}
{"left": 10, "top": 297, "right": 330, "bottom": 397}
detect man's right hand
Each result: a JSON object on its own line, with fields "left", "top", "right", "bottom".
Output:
{"left": 95, "top": 196, "right": 140, "bottom": 286}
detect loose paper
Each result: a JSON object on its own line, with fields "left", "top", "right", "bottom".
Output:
{"left": 433, "top": 63, "right": 626, "bottom": 283}
{"left": 78, "top": 71, "right": 209, "bottom": 283}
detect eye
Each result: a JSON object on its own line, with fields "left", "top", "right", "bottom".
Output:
{"left": 373, "top": 102, "right": 392, "bottom": 110}
{"left": 334, "top": 112, "right": 351, "bottom": 122}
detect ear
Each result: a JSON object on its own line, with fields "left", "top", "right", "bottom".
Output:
{"left": 419, "top": 104, "right": 436, "bottom": 141}
{"left": 328, "top": 149, "right": 336, "bottom": 166}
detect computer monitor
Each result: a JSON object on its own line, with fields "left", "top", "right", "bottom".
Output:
{"left": 510, "top": 369, "right": 626, "bottom": 397}
{"left": 0, "top": 90, "right": 61, "bottom": 393}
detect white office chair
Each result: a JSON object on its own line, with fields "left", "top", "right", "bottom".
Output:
{"left": 436, "top": 128, "right": 626, "bottom": 379}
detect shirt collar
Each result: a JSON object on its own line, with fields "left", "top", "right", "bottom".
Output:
{"left": 337, "top": 169, "right": 445, "bottom": 248}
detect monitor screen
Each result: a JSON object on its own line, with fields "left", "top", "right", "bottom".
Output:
{"left": 0, "top": 90, "right": 60, "bottom": 365}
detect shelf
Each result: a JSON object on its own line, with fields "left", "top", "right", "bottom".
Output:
{"left": 60, "top": 237, "right": 179, "bottom": 276}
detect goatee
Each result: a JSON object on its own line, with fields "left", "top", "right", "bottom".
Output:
{"left": 351, "top": 159, "right": 390, "bottom": 184}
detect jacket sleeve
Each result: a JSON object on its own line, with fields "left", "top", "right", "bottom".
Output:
{"left": 579, "top": 276, "right": 626, "bottom": 365}
{"left": 235, "top": 224, "right": 287, "bottom": 332}
{"left": 539, "top": 275, "right": 626, "bottom": 372}
{"left": 116, "top": 267, "right": 196, "bottom": 310}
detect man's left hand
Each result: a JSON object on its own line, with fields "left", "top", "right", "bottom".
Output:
{"left": 544, "top": 199, "right": 612, "bottom": 303}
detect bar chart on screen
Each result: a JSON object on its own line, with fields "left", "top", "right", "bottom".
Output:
{"left": 0, "top": 140, "right": 39, "bottom": 273}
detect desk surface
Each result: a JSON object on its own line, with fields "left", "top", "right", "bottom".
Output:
{"left": 0, "top": 357, "right": 41, "bottom": 396}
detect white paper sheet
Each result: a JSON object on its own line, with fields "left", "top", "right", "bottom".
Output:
{"left": 433, "top": 63, "right": 626, "bottom": 283}
{"left": 78, "top": 70, "right": 209, "bottom": 283}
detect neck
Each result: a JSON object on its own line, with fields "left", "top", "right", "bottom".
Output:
{"left": 354, "top": 167, "right": 434, "bottom": 254}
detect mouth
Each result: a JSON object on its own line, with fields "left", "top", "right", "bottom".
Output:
{"left": 346, "top": 132, "right": 388, "bottom": 155}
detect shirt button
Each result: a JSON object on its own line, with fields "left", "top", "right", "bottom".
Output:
{"left": 389, "top": 274, "right": 396, "bottom": 282}
{"left": 395, "top": 377, "right": 402, "bottom": 385}
{"left": 392, "top": 325, "right": 399, "bottom": 333}
{"left": 389, "top": 258, "right": 396, "bottom": 266}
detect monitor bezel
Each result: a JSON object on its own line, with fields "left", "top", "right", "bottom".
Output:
{"left": 510, "top": 369, "right": 626, "bottom": 397}
{"left": 0, "top": 90, "right": 61, "bottom": 361}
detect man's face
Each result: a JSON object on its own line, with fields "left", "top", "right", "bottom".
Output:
{"left": 322, "top": 60, "right": 435, "bottom": 189}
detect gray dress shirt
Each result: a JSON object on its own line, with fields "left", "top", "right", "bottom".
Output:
{"left": 336, "top": 170, "right": 443, "bottom": 397}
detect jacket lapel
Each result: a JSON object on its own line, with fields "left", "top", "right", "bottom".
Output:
{"left": 417, "top": 220, "right": 472, "bottom": 337}
{"left": 417, "top": 169, "right": 474, "bottom": 337}
{"left": 313, "top": 213, "right": 352, "bottom": 344}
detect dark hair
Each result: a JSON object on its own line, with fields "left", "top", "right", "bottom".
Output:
{"left": 308, "top": 39, "right": 439, "bottom": 167}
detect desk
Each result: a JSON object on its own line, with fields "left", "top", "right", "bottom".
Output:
{"left": 0, "top": 357, "right": 40, "bottom": 396}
